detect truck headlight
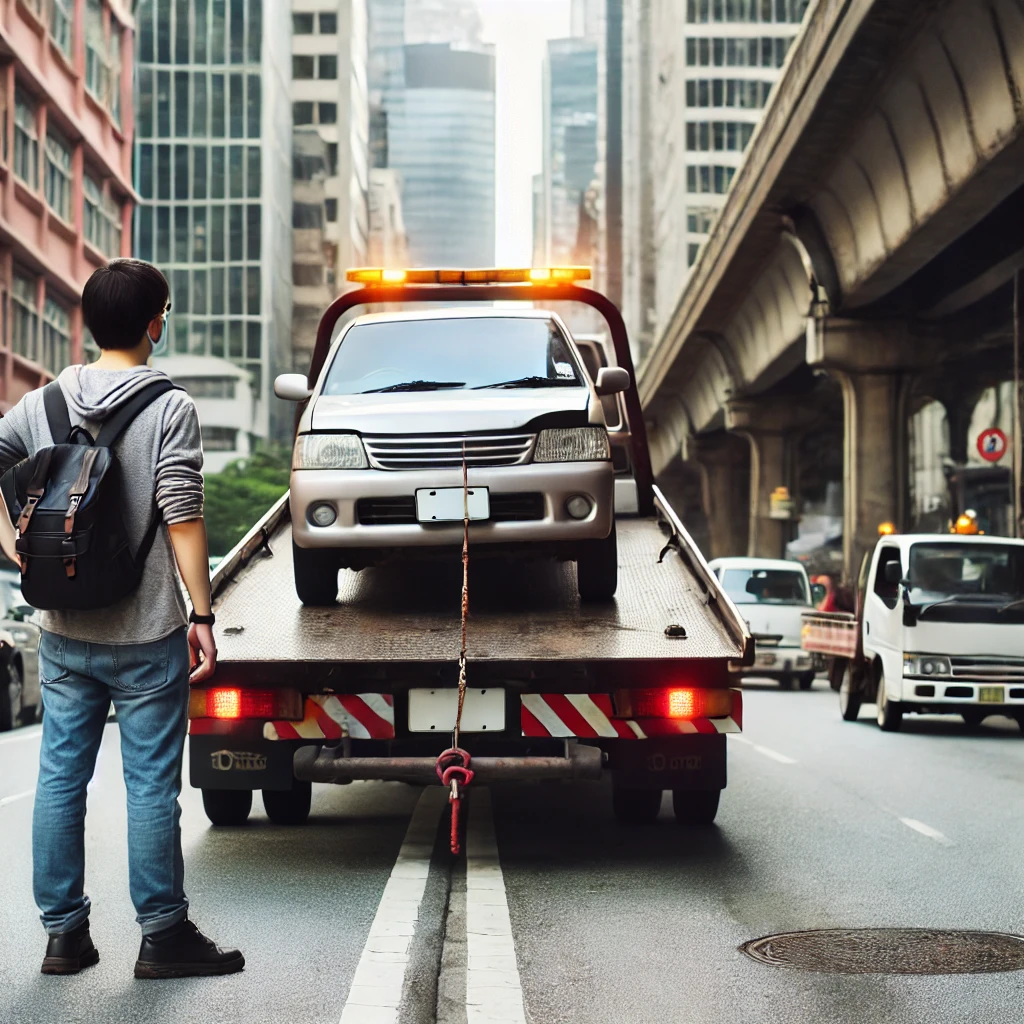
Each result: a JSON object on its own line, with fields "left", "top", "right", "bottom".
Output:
{"left": 904, "top": 654, "right": 952, "bottom": 677}
{"left": 533, "top": 427, "right": 610, "bottom": 463}
{"left": 293, "top": 433, "right": 368, "bottom": 470}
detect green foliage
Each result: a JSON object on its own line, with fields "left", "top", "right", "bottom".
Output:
{"left": 203, "top": 448, "right": 290, "bottom": 556}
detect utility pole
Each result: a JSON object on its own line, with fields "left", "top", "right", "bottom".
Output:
{"left": 1015, "top": 269, "right": 1022, "bottom": 538}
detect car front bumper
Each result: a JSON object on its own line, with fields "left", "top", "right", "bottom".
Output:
{"left": 291, "top": 461, "right": 614, "bottom": 549}
{"left": 730, "top": 646, "right": 812, "bottom": 676}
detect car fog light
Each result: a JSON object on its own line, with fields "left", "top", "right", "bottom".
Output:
{"left": 565, "top": 494, "right": 593, "bottom": 520}
{"left": 310, "top": 503, "right": 337, "bottom": 527}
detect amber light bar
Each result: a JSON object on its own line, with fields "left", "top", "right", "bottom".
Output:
{"left": 346, "top": 266, "right": 592, "bottom": 286}
{"left": 188, "top": 687, "right": 304, "bottom": 721}
{"left": 613, "top": 688, "right": 733, "bottom": 720}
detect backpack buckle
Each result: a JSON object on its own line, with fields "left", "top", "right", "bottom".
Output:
{"left": 61, "top": 536, "right": 77, "bottom": 579}
{"left": 64, "top": 494, "right": 82, "bottom": 536}
{"left": 17, "top": 494, "right": 40, "bottom": 534}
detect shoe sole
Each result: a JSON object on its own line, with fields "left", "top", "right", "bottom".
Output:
{"left": 42, "top": 948, "right": 100, "bottom": 975}
{"left": 134, "top": 953, "right": 245, "bottom": 979}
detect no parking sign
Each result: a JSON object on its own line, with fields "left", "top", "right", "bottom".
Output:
{"left": 977, "top": 427, "right": 1008, "bottom": 463}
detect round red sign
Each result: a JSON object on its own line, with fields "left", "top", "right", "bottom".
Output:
{"left": 977, "top": 427, "right": 1008, "bottom": 463}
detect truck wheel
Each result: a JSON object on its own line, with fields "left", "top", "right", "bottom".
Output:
{"left": 202, "top": 788, "right": 253, "bottom": 826}
{"left": 612, "top": 787, "right": 662, "bottom": 823}
{"left": 839, "top": 661, "right": 862, "bottom": 722}
{"left": 577, "top": 524, "right": 618, "bottom": 602}
{"left": 876, "top": 671, "right": 903, "bottom": 732}
{"left": 262, "top": 781, "right": 312, "bottom": 826}
{"left": 672, "top": 789, "right": 720, "bottom": 825}
{"left": 961, "top": 710, "right": 987, "bottom": 729}
{"left": 798, "top": 672, "right": 816, "bottom": 691}
{"left": 778, "top": 674, "right": 794, "bottom": 690}
{"left": 293, "top": 542, "right": 340, "bottom": 605}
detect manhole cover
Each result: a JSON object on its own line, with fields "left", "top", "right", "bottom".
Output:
{"left": 740, "top": 929, "right": 1024, "bottom": 975}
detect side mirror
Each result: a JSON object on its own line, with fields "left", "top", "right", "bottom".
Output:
{"left": 810, "top": 583, "right": 827, "bottom": 606}
{"left": 595, "top": 366, "right": 630, "bottom": 396}
{"left": 883, "top": 561, "right": 903, "bottom": 586}
{"left": 10, "top": 605, "right": 33, "bottom": 622}
{"left": 274, "top": 373, "right": 313, "bottom": 402}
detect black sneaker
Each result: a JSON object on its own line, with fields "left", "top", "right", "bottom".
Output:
{"left": 42, "top": 921, "right": 100, "bottom": 975}
{"left": 134, "top": 919, "right": 244, "bottom": 979}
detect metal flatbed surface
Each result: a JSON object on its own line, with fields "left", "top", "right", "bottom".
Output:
{"left": 212, "top": 503, "right": 745, "bottom": 668}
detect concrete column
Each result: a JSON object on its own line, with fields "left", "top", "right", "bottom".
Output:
{"left": 683, "top": 432, "right": 750, "bottom": 560}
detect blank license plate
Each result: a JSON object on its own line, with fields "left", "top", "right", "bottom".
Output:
{"left": 979, "top": 686, "right": 1005, "bottom": 703}
{"left": 415, "top": 487, "right": 490, "bottom": 522}
{"left": 408, "top": 688, "right": 505, "bottom": 733}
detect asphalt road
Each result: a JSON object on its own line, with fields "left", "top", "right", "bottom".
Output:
{"left": 2, "top": 683, "right": 1024, "bottom": 1024}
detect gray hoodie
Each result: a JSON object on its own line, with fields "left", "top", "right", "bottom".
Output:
{"left": 0, "top": 365, "right": 204, "bottom": 644}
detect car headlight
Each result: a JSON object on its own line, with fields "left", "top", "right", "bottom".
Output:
{"left": 903, "top": 654, "right": 952, "bottom": 677}
{"left": 533, "top": 427, "right": 610, "bottom": 463}
{"left": 292, "top": 434, "right": 368, "bottom": 470}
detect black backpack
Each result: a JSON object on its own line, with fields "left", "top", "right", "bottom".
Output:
{"left": 1, "top": 378, "right": 180, "bottom": 611}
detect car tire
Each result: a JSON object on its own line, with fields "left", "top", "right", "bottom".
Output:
{"left": 778, "top": 673, "right": 795, "bottom": 690}
{"left": 672, "top": 788, "right": 720, "bottom": 825}
{"left": 577, "top": 524, "right": 618, "bottom": 602}
{"left": 876, "top": 670, "right": 903, "bottom": 732}
{"left": 798, "top": 671, "right": 816, "bottom": 691}
{"left": 202, "top": 788, "right": 253, "bottom": 826}
{"left": 612, "top": 787, "right": 663, "bottom": 823}
{"left": 293, "top": 542, "right": 340, "bottom": 606}
{"left": 262, "top": 781, "right": 312, "bottom": 826}
{"left": 839, "top": 661, "right": 862, "bottom": 722}
{"left": 0, "top": 658, "right": 23, "bottom": 732}
{"left": 961, "top": 710, "right": 987, "bottom": 729}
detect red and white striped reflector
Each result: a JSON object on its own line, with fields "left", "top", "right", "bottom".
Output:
{"left": 264, "top": 694, "right": 396, "bottom": 741}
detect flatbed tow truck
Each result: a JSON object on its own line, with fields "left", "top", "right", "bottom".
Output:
{"left": 187, "top": 269, "right": 751, "bottom": 829}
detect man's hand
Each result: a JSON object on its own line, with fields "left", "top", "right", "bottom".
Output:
{"left": 188, "top": 622, "right": 218, "bottom": 684}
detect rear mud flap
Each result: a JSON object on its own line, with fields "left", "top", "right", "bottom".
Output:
{"left": 608, "top": 734, "right": 726, "bottom": 791}
{"left": 189, "top": 734, "right": 308, "bottom": 792}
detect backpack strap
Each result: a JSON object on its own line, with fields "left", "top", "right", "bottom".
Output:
{"left": 42, "top": 381, "right": 73, "bottom": 445}
{"left": 95, "top": 379, "right": 182, "bottom": 449}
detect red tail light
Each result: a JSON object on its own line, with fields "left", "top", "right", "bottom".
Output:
{"left": 613, "top": 688, "right": 732, "bottom": 720}
{"left": 189, "top": 687, "right": 303, "bottom": 721}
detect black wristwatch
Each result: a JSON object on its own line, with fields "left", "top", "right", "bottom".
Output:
{"left": 189, "top": 610, "right": 216, "bottom": 626}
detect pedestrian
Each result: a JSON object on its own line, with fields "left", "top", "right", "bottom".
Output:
{"left": 0, "top": 259, "right": 243, "bottom": 979}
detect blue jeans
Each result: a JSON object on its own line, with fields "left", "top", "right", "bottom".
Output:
{"left": 33, "top": 629, "right": 191, "bottom": 936}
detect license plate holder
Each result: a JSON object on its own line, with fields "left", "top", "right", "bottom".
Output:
{"left": 408, "top": 688, "right": 505, "bottom": 733}
{"left": 415, "top": 487, "right": 490, "bottom": 523}
{"left": 979, "top": 686, "right": 1005, "bottom": 703}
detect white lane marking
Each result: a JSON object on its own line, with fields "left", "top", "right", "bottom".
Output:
{"left": 466, "top": 788, "right": 526, "bottom": 1024}
{"left": 0, "top": 727, "right": 42, "bottom": 746}
{"left": 339, "top": 786, "right": 446, "bottom": 1024}
{"left": 729, "top": 734, "right": 797, "bottom": 765}
{"left": 0, "top": 788, "right": 35, "bottom": 808}
{"left": 899, "top": 817, "right": 954, "bottom": 846}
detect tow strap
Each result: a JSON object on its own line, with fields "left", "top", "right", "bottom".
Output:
{"left": 434, "top": 447, "right": 475, "bottom": 854}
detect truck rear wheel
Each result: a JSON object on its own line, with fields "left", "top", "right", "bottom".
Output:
{"left": 262, "top": 781, "right": 312, "bottom": 825}
{"left": 672, "top": 789, "right": 720, "bottom": 825}
{"left": 778, "top": 673, "right": 795, "bottom": 690}
{"left": 612, "top": 787, "right": 662, "bottom": 823}
{"left": 798, "top": 671, "right": 816, "bottom": 691}
{"left": 293, "top": 542, "right": 340, "bottom": 605}
{"left": 838, "top": 661, "right": 862, "bottom": 721}
{"left": 202, "top": 788, "right": 253, "bottom": 826}
{"left": 876, "top": 671, "right": 903, "bottom": 732}
{"left": 577, "top": 524, "right": 618, "bottom": 602}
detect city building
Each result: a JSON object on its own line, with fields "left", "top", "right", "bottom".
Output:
{"left": 0, "top": 0, "right": 135, "bottom": 409}
{"left": 133, "top": 0, "right": 293, "bottom": 443}
{"left": 367, "top": 167, "right": 407, "bottom": 267}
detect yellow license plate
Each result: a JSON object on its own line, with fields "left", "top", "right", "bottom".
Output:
{"left": 979, "top": 686, "right": 1005, "bottom": 703}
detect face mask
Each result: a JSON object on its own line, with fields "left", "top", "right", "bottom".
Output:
{"left": 149, "top": 307, "right": 170, "bottom": 357}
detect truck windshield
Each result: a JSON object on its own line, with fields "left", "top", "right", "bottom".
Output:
{"left": 909, "top": 543, "right": 1024, "bottom": 621}
{"left": 322, "top": 317, "right": 584, "bottom": 395}
{"left": 721, "top": 569, "right": 809, "bottom": 606}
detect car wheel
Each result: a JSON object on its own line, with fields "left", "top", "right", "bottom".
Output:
{"left": 876, "top": 669, "right": 903, "bottom": 732}
{"left": 961, "top": 709, "right": 987, "bottom": 729}
{"left": 577, "top": 524, "right": 618, "bottom": 602}
{"left": 672, "top": 789, "right": 720, "bottom": 825}
{"left": 778, "top": 673, "right": 795, "bottom": 690}
{"left": 612, "top": 787, "right": 663, "bottom": 823}
{"left": 262, "top": 780, "right": 312, "bottom": 826}
{"left": 202, "top": 788, "right": 253, "bottom": 826}
{"left": 293, "top": 542, "right": 340, "bottom": 606}
{"left": 798, "top": 671, "right": 816, "bottom": 691}
{"left": 839, "top": 661, "right": 862, "bottom": 722}
{"left": 0, "top": 659, "right": 23, "bottom": 732}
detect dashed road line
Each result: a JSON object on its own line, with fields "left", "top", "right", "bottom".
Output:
{"left": 0, "top": 788, "right": 35, "bottom": 808}
{"left": 338, "top": 786, "right": 446, "bottom": 1024}
{"left": 466, "top": 788, "right": 526, "bottom": 1024}
{"left": 899, "top": 817, "right": 954, "bottom": 846}
{"left": 730, "top": 734, "right": 797, "bottom": 765}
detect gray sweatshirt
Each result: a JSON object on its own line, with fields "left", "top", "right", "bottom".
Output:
{"left": 0, "top": 365, "right": 204, "bottom": 644}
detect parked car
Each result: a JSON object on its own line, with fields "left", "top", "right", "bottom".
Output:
{"left": 0, "top": 610, "right": 34, "bottom": 730}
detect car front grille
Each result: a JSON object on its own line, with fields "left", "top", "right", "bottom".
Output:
{"left": 949, "top": 656, "right": 1024, "bottom": 682}
{"left": 356, "top": 492, "right": 546, "bottom": 526}
{"left": 362, "top": 433, "right": 535, "bottom": 471}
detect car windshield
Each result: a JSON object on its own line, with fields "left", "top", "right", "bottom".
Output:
{"left": 909, "top": 543, "right": 1024, "bottom": 606}
{"left": 722, "top": 568, "right": 809, "bottom": 606}
{"left": 322, "top": 317, "right": 584, "bottom": 395}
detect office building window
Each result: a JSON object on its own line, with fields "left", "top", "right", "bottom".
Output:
{"left": 687, "top": 207, "right": 719, "bottom": 234}
{"left": 14, "top": 88, "right": 39, "bottom": 189}
{"left": 686, "top": 0, "right": 808, "bottom": 21}
{"left": 84, "top": 173, "right": 122, "bottom": 255}
{"left": 686, "top": 36, "right": 793, "bottom": 68}
{"left": 325, "top": 142, "right": 338, "bottom": 175}
{"left": 201, "top": 426, "right": 239, "bottom": 452}
{"left": 319, "top": 102, "right": 337, "bottom": 124}
{"left": 11, "top": 272, "right": 39, "bottom": 364}
{"left": 85, "top": 1, "right": 111, "bottom": 106}
{"left": 688, "top": 243, "right": 702, "bottom": 266}
{"left": 44, "top": 126, "right": 73, "bottom": 221}
{"left": 294, "top": 55, "right": 338, "bottom": 80}
{"left": 319, "top": 55, "right": 337, "bottom": 80}
{"left": 176, "top": 377, "right": 237, "bottom": 399}
{"left": 42, "top": 295, "right": 71, "bottom": 375}
{"left": 293, "top": 101, "right": 314, "bottom": 126}
{"left": 293, "top": 55, "right": 315, "bottom": 79}
{"left": 325, "top": 198, "right": 338, "bottom": 222}
{"left": 293, "top": 12, "right": 313, "bottom": 33}
{"left": 319, "top": 12, "right": 337, "bottom": 33}
{"left": 686, "top": 165, "right": 735, "bottom": 194}
{"left": 686, "top": 79, "right": 773, "bottom": 108}
{"left": 686, "top": 120, "right": 754, "bottom": 152}
{"left": 49, "top": 0, "right": 75, "bottom": 58}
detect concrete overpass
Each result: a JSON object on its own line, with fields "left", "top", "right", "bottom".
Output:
{"left": 638, "top": 0, "right": 1024, "bottom": 576}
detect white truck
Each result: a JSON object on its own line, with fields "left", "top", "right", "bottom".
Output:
{"left": 802, "top": 533, "right": 1024, "bottom": 731}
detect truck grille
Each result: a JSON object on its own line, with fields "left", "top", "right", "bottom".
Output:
{"left": 363, "top": 434, "right": 535, "bottom": 471}
{"left": 357, "top": 493, "right": 546, "bottom": 526}
{"left": 950, "top": 656, "right": 1024, "bottom": 682}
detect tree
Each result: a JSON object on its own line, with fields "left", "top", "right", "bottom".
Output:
{"left": 203, "top": 449, "right": 290, "bottom": 557}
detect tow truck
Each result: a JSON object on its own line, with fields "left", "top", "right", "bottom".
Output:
{"left": 187, "top": 268, "right": 751, "bottom": 828}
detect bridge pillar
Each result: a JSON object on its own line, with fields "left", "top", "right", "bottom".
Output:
{"left": 683, "top": 432, "right": 749, "bottom": 559}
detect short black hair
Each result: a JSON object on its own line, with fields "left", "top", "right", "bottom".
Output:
{"left": 81, "top": 259, "right": 169, "bottom": 350}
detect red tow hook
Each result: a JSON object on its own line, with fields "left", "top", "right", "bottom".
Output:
{"left": 435, "top": 747, "right": 474, "bottom": 855}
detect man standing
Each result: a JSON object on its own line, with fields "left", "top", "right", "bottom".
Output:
{"left": 0, "top": 259, "right": 244, "bottom": 979}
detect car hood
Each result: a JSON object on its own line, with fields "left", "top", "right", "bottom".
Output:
{"left": 743, "top": 604, "right": 811, "bottom": 647}
{"left": 310, "top": 388, "right": 592, "bottom": 435}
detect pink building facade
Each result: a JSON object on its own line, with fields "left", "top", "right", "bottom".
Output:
{"left": 0, "top": 0, "right": 134, "bottom": 409}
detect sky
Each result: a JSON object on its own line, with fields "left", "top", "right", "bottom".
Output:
{"left": 477, "top": 0, "right": 572, "bottom": 265}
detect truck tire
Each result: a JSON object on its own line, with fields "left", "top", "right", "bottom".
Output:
{"left": 202, "top": 788, "right": 253, "bottom": 826}
{"left": 262, "top": 780, "right": 312, "bottom": 826}
{"left": 875, "top": 671, "right": 903, "bottom": 732}
{"left": 839, "top": 661, "right": 862, "bottom": 722}
{"left": 778, "top": 673, "right": 795, "bottom": 690}
{"left": 798, "top": 671, "right": 816, "bottom": 691}
{"left": 0, "top": 658, "right": 23, "bottom": 732}
{"left": 612, "top": 787, "right": 662, "bottom": 823}
{"left": 672, "top": 789, "right": 720, "bottom": 825}
{"left": 961, "top": 710, "right": 987, "bottom": 729}
{"left": 293, "top": 542, "right": 340, "bottom": 605}
{"left": 577, "top": 524, "right": 618, "bottom": 602}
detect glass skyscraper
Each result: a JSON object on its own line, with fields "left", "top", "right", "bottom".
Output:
{"left": 133, "top": 0, "right": 293, "bottom": 443}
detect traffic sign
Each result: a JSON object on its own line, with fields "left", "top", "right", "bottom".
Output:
{"left": 977, "top": 427, "right": 1008, "bottom": 463}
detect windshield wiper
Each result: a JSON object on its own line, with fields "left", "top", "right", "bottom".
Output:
{"left": 997, "top": 597, "right": 1024, "bottom": 614}
{"left": 362, "top": 380, "right": 466, "bottom": 394}
{"left": 472, "top": 376, "right": 579, "bottom": 390}
{"left": 917, "top": 594, "right": 991, "bottom": 617}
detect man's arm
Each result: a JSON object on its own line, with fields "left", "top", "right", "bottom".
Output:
{"left": 167, "top": 518, "right": 217, "bottom": 683}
